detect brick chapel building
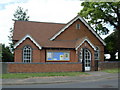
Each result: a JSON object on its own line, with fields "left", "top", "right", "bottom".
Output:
{"left": 10, "top": 15, "right": 105, "bottom": 73}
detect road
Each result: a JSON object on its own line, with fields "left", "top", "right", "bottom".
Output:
{"left": 2, "top": 78, "right": 119, "bottom": 88}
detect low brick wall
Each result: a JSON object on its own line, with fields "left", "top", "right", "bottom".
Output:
{"left": 3, "top": 62, "right": 82, "bottom": 73}
{"left": 98, "top": 61, "right": 120, "bottom": 70}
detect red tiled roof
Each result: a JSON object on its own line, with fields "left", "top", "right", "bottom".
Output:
{"left": 13, "top": 21, "right": 75, "bottom": 48}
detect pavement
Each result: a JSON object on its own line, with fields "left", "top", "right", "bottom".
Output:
{"left": 1, "top": 71, "right": 119, "bottom": 85}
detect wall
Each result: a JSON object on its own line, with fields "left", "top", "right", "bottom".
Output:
{"left": 3, "top": 61, "right": 119, "bottom": 73}
{"left": 98, "top": 61, "right": 120, "bottom": 70}
{"left": 14, "top": 38, "right": 42, "bottom": 62}
{"left": 55, "top": 19, "right": 104, "bottom": 62}
{"left": 15, "top": 39, "right": 78, "bottom": 63}
{"left": 4, "top": 62, "right": 82, "bottom": 73}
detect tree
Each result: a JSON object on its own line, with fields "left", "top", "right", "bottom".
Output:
{"left": 104, "top": 30, "right": 117, "bottom": 60}
{"left": 79, "top": 2, "right": 120, "bottom": 60}
{"left": 13, "top": 6, "right": 30, "bottom": 21}
{"left": 8, "top": 6, "right": 30, "bottom": 52}
{"left": 2, "top": 44, "right": 14, "bottom": 62}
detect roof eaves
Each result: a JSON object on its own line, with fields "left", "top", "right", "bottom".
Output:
{"left": 75, "top": 38, "right": 96, "bottom": 51}
{"left": 14, "top": 34, "right": 42, "bottom": 49}
{"left": 15, "top": 20, "right": 66, "bottom": 25}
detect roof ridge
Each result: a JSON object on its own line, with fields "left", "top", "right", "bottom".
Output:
{"left": 15, "top": 20, "right": 66, "bottom": 25}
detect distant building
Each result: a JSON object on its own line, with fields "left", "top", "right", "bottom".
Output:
{"left": 104, "top": 54, "right": 111, "bottom": 59}
{"left": 115, "top": 52, "right": 118, "bottom": 59}
{"left": 104, "top": 52, "right": 118, "bottom": 60}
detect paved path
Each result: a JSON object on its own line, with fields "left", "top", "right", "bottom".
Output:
{"left": 2, "top": 71, "right": 119, "bottom": 85}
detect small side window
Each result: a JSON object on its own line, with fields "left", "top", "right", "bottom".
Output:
{"left": 76, "top": 24, "right": 80, "bottom": 29}
{"left": 95, "top": 47, "right": 100, "bottom": 60}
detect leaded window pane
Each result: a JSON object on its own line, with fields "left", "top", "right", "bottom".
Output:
{"left": 23, "top": 46, "right": 32, "bottom": 63}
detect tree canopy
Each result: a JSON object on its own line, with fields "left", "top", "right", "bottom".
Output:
{"left": 13, "top": 6, "right": 30, "bottom": 21}
{"left": 104, "top": 30, "right": 118, "bottom": 60}
{"left": 2, "top": 44, "right": 13, "bottom": 62}
{"left": 79, "top": 2, "right": 120, "bottom": 60}
{"left": 8, "top": 6, "right": 30, "bottom": 52}
{"left": 79, "top": 2, "right": 120, "bottom": 34}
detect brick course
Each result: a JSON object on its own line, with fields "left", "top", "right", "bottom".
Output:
{"left": 98, "top": 61, "right": 120, "bottom": 70}
{"left": 7, "top": 63, "right": 82, "bottom": 73}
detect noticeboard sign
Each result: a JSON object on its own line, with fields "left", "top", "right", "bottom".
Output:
{"left": 47, "top": 51, "right": 70, "bottom": 61}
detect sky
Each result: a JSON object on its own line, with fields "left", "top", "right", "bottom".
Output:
{"left": 0, "top": 0, "right": 113, "bottom": 46}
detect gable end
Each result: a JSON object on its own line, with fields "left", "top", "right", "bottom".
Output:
{"left": 14, "top": 34, "right": 42, "bottom": 49}
{"left": 76, "top": 38, "right": 96, "bottom": 51}
{"left": 50, "top": 15, "right": 106, "bottom": 46}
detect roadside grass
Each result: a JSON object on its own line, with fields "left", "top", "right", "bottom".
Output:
{"left": 1, "top": 72, "right": 89, "bottom": 79}
{"left": 102, "top": 68, "right": 119, "bottom": 73}
{"left": 0, "top": 74, "right": 2, "bottom": 79}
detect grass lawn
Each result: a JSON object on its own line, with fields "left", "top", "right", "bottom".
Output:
{"left": 1, "top": 72, "right": 89, "bottom": 79}
{"left": 102, "top": 68, "right": 119, "bottom": 73}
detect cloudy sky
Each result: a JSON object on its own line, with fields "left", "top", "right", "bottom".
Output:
{"left": 0, "top": 0, "right": 113, "bottom": 46}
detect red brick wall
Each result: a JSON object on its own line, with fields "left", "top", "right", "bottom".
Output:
{"left": 55, "top": 19, "right": 104, "bottom": 61}
{"left": 14, "top": 38, "right": 42, "bottom": 62}
{"left": 98, "top": 61, "right": 120, "bottom": 70}
{"left": 7, "top": 63, "right": 82, "bottom": 73}
{"left": 14, "top": 20, "right": 104, "bottom": 63}
{"left": 15, "top": 39, "right": 79, "bottom": 63}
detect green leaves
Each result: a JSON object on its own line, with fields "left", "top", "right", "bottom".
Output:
{"left": 2, "top": 44, "right": 14, "bottom": 62}
{"left": 104, "top": 30, "right": 118, "bottom": 60}
{"left": 13, "top": 6, "right": 30, "bottom": 21}
{"left": 79, "top": 2, "right": 120, "bottom": 60}
{"left": 8, "top": 6, "right": 30, "bottom": 52}
{"left": 79, "top": 2, "right": 120, "bottom": 35}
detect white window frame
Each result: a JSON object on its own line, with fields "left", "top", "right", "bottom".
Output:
{"left": 95, "top": 47, "right": 100, "bottom": 60}
{"left": 23, "top": 46, "right": 32, "bottom": 63}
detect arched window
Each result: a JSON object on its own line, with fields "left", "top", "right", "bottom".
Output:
{"left": 23, "top": 46, "right": 32, "bottom": 63}
{"left": 95, "top": 47, "right": 100, "bottom": 60}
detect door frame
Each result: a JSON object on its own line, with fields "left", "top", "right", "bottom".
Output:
{"left": 82, "top": 48, "right": 92, "bottom": 72}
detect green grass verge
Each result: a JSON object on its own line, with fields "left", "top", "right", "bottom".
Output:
{"left": 102, "top": 68, "right": 119, "bottom": 73}
{"left": 1, "top": 72, "right": 89, "bottom": 79}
